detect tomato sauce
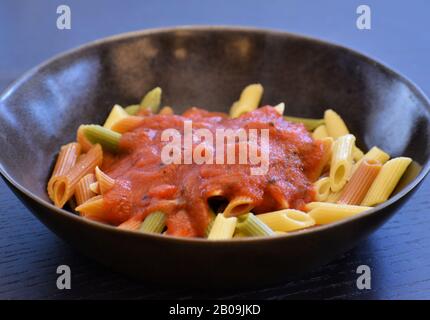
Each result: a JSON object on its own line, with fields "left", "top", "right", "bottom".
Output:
{"left": 102, "top": 106, "right": 324, "bottom": 237}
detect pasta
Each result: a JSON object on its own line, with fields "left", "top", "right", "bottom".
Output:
{"left": 50, "top": 144, "right": 103, "bottom": 208}
{"left": 256, "top": 209, "right": 315, "bottom": 232}
{"left": 361, "top": 157, "right": 412, "bottom": 206}
{"left": 306, "top": 202, "right": 372, "bottom": 224}
{"left": 46, "top": 84, "right": 418, "bottom": 239}
{"left": 74, "top": 173, "right": 96, "bottom": 206}
{"left": 229, "top": 83, "right": 263, "bottom": 118}
{"left": 47, "top": 142, "right": 81, "bottom": 200}
{"left": 207, "top": 214, "right": 237, "bottom": 240}
{"left": 329, "top": 134, "right": 355, "bottom": 192}
{"left": 338, "top": 160, "right": 382, "bottom": 205}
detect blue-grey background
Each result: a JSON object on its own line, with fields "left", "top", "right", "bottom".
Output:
{"left": 0, "top": 0, "right": 429, "bottom": 299}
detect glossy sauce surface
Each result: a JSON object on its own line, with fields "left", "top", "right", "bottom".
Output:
{"left": 102, "top": 106, "right": 324, "bottom": 237}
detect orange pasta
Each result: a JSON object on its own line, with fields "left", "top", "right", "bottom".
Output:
{"left": 338, "top": 159, "right": 382, "bottom": 205}
{"left": 223, "top": 196, "right": 254, "bottom": 217}
{"left": 95, "top": 166, "right": 115, "bottom": 194}
{"left": 118, "top": 215, "right": 143, "bottom": 230}
{"left": 74, "top": 173, "right": 96, "bottom": 206}
{"left": 47, "top": 142, "right": 81, "bottom": 200}
{"left": 51, "top": 144, "right": 103, "bottom": 208}
{"left": 77, "top": 125, "right": 93, "bottom": 152}
{"left": 159, "top": 106, "right": 174, "bottom": 115}
{"left": 75, "top": 195, "right": 105, "bottom": 221}
{"left": 110, "top": 115, "right": 144, "bottom": 133}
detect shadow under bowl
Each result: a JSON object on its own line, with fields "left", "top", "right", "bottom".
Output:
{"left": 1, "top": 26, "right": 430, "bottom": 288}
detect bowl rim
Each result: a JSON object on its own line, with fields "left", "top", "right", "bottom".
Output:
{"left": 1, "top": 25, "right": 430, "bottom": 245}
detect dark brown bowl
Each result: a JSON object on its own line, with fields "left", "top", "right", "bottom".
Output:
{"left": 1, "top": 26, "right": 430, "bottom": 288}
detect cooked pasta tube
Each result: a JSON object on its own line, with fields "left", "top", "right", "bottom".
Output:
{"left": 329, "top": 134, "right": 355, "bottom": 192}
{"left": 229, "top": 84, "right": 263, "bottom": 118}
{"left": 95, "top": 166, "right": 115, "bottom": 194}
{"left": 312, "top": 125, "right": 329, "bottom": 140}
{"left": 51, "top": 144, "right": 103, "bottom": 208}
{"left": 273, "top": 102, "right": 285, "bottom": 115}
{"left": 159, "top": 106, "right": 174, "bottom": 115}
{"left": 361, "top": 157, "right": 412, "bottom": 206}
{"left": 353, "top": 146, "right": 390, "bottom": 173}
{"left": 236, "top": 213, "right": 275, "bottom": 237}
{"left": 256, "top": 209, "right": 315, "bottom": 232}
{"left": 118, "top": 215, "right": 142, "bottom": 230}
{"left": 207, "top": 214, "right": 237, "bottom": 240}
{"left": 310, "top": 137, "right": 333, "bottom": 181}
{"left": 324, "top": 109, "right": 349, "bottom": 138}
{"left": 353, "top": 146, "right": 364, "bottom": 161}
{"left": 283, "top": 116, "right": 324, "bottom": 131}
{"left": 75, "top": 195, "right": 105, "bottom": 221}
{"left": 338, "top": 160, "right": 382, "bottom": 205}
{"left": 83, "top": 125, "right": 122, "bottom": 153}
{"left": 139, "top": 211, "right": 166, "bottom": 234}
{"left": 326, "top": 191, "right": 342, "bottom": 203}
{"left": 124, "top": 104, "right": 140, "bottom": 115}
{"left": 306, "top": 202, "right": 372, "bottom": 224}
{"left": 140, "top": 87, "right": 162, "bottom": 113}
{"left": 103, "top": 104, "right": 129, "bottom": 129}
{"left": 110, "top": 115, "right": 144, "bottom": 133}
{"left": 77, "top": 125, "right": 93, "bottom": 152}
{"left": 47, "top": 142, "right": 81, "bottom": 200}
{"left": 74, "top": 173, "right": 96, "bottom": 206}
{"left": 314, "top": 177, "right": 331, "bottom": 201}
{"left": 89, "top": 182, "right": 100, "bottom": 194}
{"left": 223, "top": 196, "right": 254, "bottom": 217}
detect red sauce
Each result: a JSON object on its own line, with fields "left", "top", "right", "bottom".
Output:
{"left": 102, "top": 106, "right": 324, "bottom": 237}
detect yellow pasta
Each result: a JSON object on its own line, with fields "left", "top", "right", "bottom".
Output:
{"left": 306, "top": 202, "right": 372, "bottom": 224}
{"left": 361, "top": 157, "right": 412, "bottom": 206}
{"left": 47, "top": 142, "right": 81, "bottom": 200}
{"left": 110, "top": 115, "right": 144, "bottom": 133}
{"left": 353, "top": 146, "right": 390, "bottom": 173}
{"left": 95, "top": 166, "right": 115, "bottom": 194}
{"left": 314, "top": 177, "right": 331, "bottom": 201}
{"left": 256, "top": 209, "right": 315, "bottom": 232}
{"left": 273, "top": 102, "right": 285, "bottom": 115}
{"left": 207, "top": 214, "right": 237, "bottom": 240}
{"left": 324, "top": 109, "right": 349, "bottom": 138}
{"left": 329, "top": 134, "right": 356, "bottom": 192}
{"left": 312, "top": 125, "right": 329, "bottom": 140}
{"left": 159, "top": 106, "right": 174, "bottom": 115}
{"left": 51, "top": 144, "right": 103, "bottom": 208}
{"left": 353, "top": 146, "right": 364, "bottom": 161}
{"left": 326, "top": 191, "right": 342, "bottom": 203}
{"left": 103, "top": 104, "right": 129, "bottom": 129}
{"left": 229, "top": 84, "right": 263, "bottom": 118}
{"left": 338, "top": 160, "right": 381, "bottom": 205}
{"left": 75, "top": 195, "right": 105, "bottom": 221}
{"left": 223, "top": 196, "right": 254, "bottom": 217}
{"left": 74, "top": 173, "right": 96, "bottom": 206}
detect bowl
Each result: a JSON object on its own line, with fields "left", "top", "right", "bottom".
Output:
{"left": 1, "top": 26, "right": 429, "bottom": 288}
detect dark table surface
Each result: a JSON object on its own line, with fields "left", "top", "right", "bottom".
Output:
{"left": 1, "top": 0, "right": 430, "bottom": 299}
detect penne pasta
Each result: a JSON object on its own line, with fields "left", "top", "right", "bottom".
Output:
{"left": 223, "top": 196, "right": 254, "bottom": 217}
{"left": 314, "top": 177, "right": 331, "bottom": 201}
{"left": 353, "top": 146, "right": 390, "bottom": 173}
{"left": 89, "top": 181, "right": 100, "bottom": 194}
{"left": 110, "top": 115, "right": 144, "bottom": 133}
{"left": 74, "top": 173, "right": 96, "bottom": 206}
{"left": 124, "top": 104, "right": 140, "bottom": 115}
{"left": 75, "top": 195, "right": 105, "bottom": 221}
{"left": 103, "top": 104, "right": 129, "bottom": 130}
{"left": 326, "top": 190, "right": 342, "bottom": 203}
{"left": 361, "top": 157, "right": 412, "bottom": 206}
{"left": 51, "top": 144, "right": 103, "bottom": 208}
{"left": 159, "top": 106, "right": 174, "bottom": 115}
{"left": 118, "top": 215, "right": 143, "bottom": 230}
{"left": 329, "top": 134, "right": 356, "bottom": 192}
{"left": 338, "top": 159, "right": 382, "bottom": 205}
{"left": 140, "top": 87, "right": 162, "bottom": 113}
{"left": 283, "top": 116, "right": 324, "bottom": 131}
{"left": 273, "top": 102, "right": 285, "bottom": 115}
{"left": 207, "top": 214, "right": 237, "bottom": 240}
{"left": 324, "top": 109, "right": 349, "bottom": 139}
{"left": 353, "top": 146, "right": 364, "bottom": 161}
{"left": 47, "top": 142, "right": 81, "bottom": 200}
{"left": 95, "top": 166, "right": 115, "bottom": 194}
{"left": 310, "top": 137, "right": 333, "bottom": 181}
{"left": 256, "top": 209, "right": 315, "bottom": 232}
{"left": 312, "top": 125, "right": 329, "bottom": 140}
{"left": 139, "top": 211, "right": 166, "bottom": 234}
{"left": 236, "top": 213, "right": 274, "bottom": 237}
{"left": 306, "top": 202, "right": 372, "bottom": 224}
{"left": 77, "top": 125, "right": 94, "bottom": 152}
{"left": 229, "top": 83, "right": 263, "bottom": 118}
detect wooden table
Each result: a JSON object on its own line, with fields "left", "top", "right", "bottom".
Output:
{"left": 1, "top": 0, "right": 430, "bottom": 299}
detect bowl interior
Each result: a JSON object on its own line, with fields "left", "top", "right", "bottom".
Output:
{"left": 1, "top": 27, "right": 430, "bottom": 204}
